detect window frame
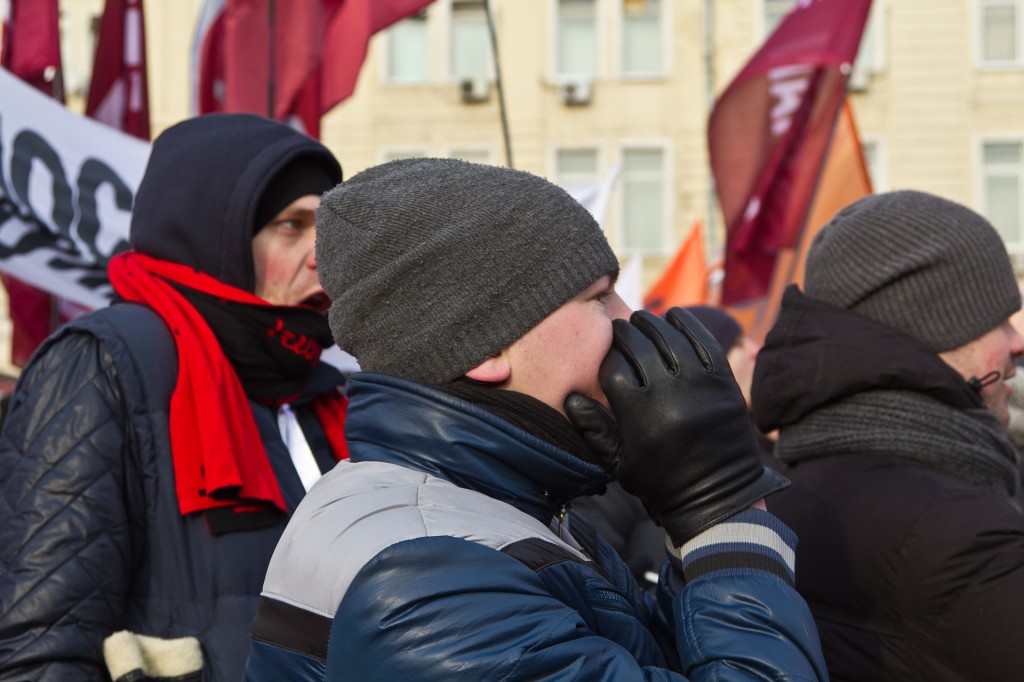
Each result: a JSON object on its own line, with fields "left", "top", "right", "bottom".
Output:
{"left": 618, "top": 0, "right": 671, "bottom": 81}
{"left": 444, "top": 146, "right": 497, "bottom": 164}
{"left": 859, "top": 134, "right": 887, "bottom": 193}
{"left": 976, "top": 134, "right": 1024, "bottom": 253}
{"left": 553, "top": 145, "right": 603, "bottom": 187}
{"left": 447, "top": 0, "right": 495, "bottom": 82}
{"left": 551, "top": 0, "right": 600, "bottom": 83}
{"left": 975, "top": 0, "right": 1024, "bottom": 70}
{"left": 380, "top": 147, "right": 432, "bottom": 164}
{"left": 616, "top": 141, "right": 673, "bottom": 255}
{"left": 383, "top": 10, "right": 432, "bottom": 85}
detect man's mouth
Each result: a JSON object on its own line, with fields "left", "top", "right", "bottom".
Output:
{"left": 301, "top": 291, "right": 331, "bottom": 314}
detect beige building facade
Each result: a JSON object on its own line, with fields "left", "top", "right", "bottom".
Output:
{"left": 0, "top": 0, "right": 1021, "bottom": 372}
{"left": 73, "top": 0, "right": 1024, "bottom": 267}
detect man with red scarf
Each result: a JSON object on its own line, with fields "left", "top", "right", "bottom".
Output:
{"left": 0, "top": 113, "right": 346, "bottom": 682}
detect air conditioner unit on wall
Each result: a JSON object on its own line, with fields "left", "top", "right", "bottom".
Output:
{"left": 459, "top": 78, "right": 491, "bottom": 104}
{"left": 560, "top": 80, "right": 593, "bottom": 106}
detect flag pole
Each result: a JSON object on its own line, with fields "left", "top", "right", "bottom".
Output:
{"left": 483, "top": 0, "right": 513, "bottom": 168}
{"left": 703, "top": 0, "right": 717, "bottom": 254}
{"left": 267, "top": 0, "right": 276, "bottom": 118}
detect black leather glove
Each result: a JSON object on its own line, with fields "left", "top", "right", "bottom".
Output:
{"left": 565, "top": 307, "right": 788, "bottom": 546}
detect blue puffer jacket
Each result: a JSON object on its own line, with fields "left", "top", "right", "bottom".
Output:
{"left": 0, "top": 303, "right": 343, "bottom": 682}
{"left": 245, "top": 373, "right": 827, "bottom": 681}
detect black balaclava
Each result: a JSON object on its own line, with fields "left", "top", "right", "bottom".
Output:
{"left": 130, "top": 113, "right": 342, "bottom": 293}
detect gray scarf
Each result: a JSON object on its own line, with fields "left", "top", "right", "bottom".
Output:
{"left": 776, "top": 389, "right": 1020, "bottom": 500}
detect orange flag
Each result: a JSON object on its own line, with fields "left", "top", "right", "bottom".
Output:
{"left": 644, "top": 220, "right": 709, "bottom": 315}
{"left": 727, "top": 100, "right": 873, "bottom": 342}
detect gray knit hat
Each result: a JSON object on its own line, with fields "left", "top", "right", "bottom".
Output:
{"left": 805, "top": 190, "right": 1021, "bottom": 351}
{"left": 316, "top": 158, "right": 620, "bottom": 383}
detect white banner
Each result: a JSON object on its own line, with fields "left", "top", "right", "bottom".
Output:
{"left": 563, "top": 165, "right": 620, "bottom": 231}
{"left": 0, "top": 67, "right": 150, "bottom": 309}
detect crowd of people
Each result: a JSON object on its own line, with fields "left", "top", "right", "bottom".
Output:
{"left": 1, "top": 112, "right": 1022, "bottom": 681}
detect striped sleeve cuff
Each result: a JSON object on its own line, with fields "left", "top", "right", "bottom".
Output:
{"left": 669, "top": 508, "right": 797, "bottom": 586}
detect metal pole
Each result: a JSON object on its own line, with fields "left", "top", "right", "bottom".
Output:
{"left": 703, "top": 0, "right": 717, "bottom": 253}
{"left": 483, "top": 0, "right": 513, "bottom": 168}
{"left": 267, "top": 0, "right": 276, "bottom": 118}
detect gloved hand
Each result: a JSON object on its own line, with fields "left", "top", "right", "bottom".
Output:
{"left": 565, "top": 307, "right": 788, "bottom": 546}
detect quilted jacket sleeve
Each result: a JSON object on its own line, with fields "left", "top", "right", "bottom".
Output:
{"left": 0, "top": 330, "right": 143, "bottom": 681}
{"left": 313, "top": 510, "right": 826, "bottom": 681}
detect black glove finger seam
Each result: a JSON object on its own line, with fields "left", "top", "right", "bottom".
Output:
{"left": 630, "top": 310, "right": 681, "bottom": 375}
{"left": 664, "top": 308, "right": 715, "bottom": 373}
{"left": 610, "top": 320, "right": 652, "bottom": 388}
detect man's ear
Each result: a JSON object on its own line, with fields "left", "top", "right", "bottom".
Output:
{"left": 464, "top": 354, "right": 511, "bottom": 384}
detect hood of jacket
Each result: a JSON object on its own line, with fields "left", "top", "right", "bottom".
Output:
{"left": 344, "top": 373, "right": 611, "bottom": 523}
{"left": 130, "top": 113, "right": 342, "bottom": 292}
{"left": 752, "top": 286, "right": 982, "bottom": 432}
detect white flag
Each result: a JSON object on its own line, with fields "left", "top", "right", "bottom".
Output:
{"left": 0, "top": 67, "right": 150, "bottom": 309}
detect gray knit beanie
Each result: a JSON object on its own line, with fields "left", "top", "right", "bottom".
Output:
{"left": 316, "top": 158, "right": 620, "bottom": 383}
{"left": 805, "top": 190, "right": 1021, "bottom": 351}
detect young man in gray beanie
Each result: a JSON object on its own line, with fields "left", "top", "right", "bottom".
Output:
{"left": 244, "top": 158, "right": 827, "bottom": 681}
{"left": 752, "top": 190, "right": 1024, "bottom": 681}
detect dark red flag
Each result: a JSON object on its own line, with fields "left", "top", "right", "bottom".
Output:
{"left": 319, "top": 0, "right": 435, "bottom": 113}
{"left": 1, "top": 0, "right": 65, "bottom": 366}
{"left": 194, "top": 0, "right": 434, "bottom": 138}
{"left": 1, "top": 0, "right": 61, "bottom": 93}
{"left": 85, "top": 0, "right": 151, "bottom": 140}
{"left": 709, "top": 0, "right": 872, "bottom": 305}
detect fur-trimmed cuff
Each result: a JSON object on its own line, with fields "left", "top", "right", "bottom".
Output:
{"left": 103, "top": 630, "right": 204, "bottom": 682}
{"left": 669, "top": 508, "right": 797, "bottom": 586}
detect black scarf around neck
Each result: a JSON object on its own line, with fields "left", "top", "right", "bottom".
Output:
{"left": 777, "top": 390, "right": 1020, "bottom": 500}
{"left": 439, "top": 380, "right": 602, "bottom": 467}
{"left": 175, "top": 285, "right": 334, "bottom": 404}
{"left": 756, "top": 287, "right": 1019, "bottom": 500}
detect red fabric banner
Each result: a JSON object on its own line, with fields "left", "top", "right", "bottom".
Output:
{"left": 85, "top": 0, "right": 151, "bottom": 140}
{"left": 319, "top": 0, "right": 434, "bottom": 111}
{"left": 709, "top": 0, "right": 872, "bottom": 305}
{"left": 644, "top": 220, "right": 709, "bottom": 316}
{"left": 194, "top": 0, "right": 434, "bottom": 137}
{"left": 1, "top": 0, "right": 64, "bottom": 366}
{"left": 726, "top": 101, "right": 874, "bottom": 343}
{"left": 0, "top": 0, "right": 61, "bottom": 93}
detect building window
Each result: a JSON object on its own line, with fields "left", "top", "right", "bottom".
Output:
{"left": 59, "top": 4, "right": 103, "bottom": 98}
{"left": 763, "top": 0, "right": 794, "bottom": 38}
{"left": 982, "top": 141, "right": 1024, "bottom": 247}
{"left": 978, "top": 0, "right": 1022, "bottom": 66}
{"left": 860, "top": 139, "right": 884, "bottom": 192}
{"left": 557, "top": 0, "right": 597, "bottom": 80}
{"left": 451, "top": 0, "right": 491, "bottom": 80}
{"left": 382, "top": 149, "right": 429, "bottom": 163}
{"left": 622, "top": 0, "right": 663, "bottom": 78}
{"left": 449, "top": 148, "right": 492, "bottom": 164}
{"left": 556, "top": 148, "right": 599, "bottom": 186}
{"left": 387, "top": 12, "right": 429, "bottom": 84}
{"left": 849, "top": 1, "right": 885, "bottom": 87}
{"left": 622, "top": 148, "right": 665, "bottom": 252}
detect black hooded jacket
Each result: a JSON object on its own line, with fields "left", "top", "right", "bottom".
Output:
{"left": 754, "top": 287, "right": 1024, "bottom": 682}
{"left": 0, "top": 114, "right": 343, "bottom": 682}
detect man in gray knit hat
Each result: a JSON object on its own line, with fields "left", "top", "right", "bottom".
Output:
{"left": 752, "top": 190, "right": 1024, "bottom": 681}
{"left": 244, "top": 158, "right": 827, "bottom": 681}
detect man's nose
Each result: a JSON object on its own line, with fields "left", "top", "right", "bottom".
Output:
{"left": 1011, "top": 324, "right": 1024, "bottom": 357}
{"left": 307, "top": 227, "right": 318, "bottom": 269}
{"left": 607, "top": 292, "right": 633, "bottom": 321}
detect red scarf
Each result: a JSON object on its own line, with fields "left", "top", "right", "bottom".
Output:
{"left": 108, "top": 252, "right": 348, "bottom": 518}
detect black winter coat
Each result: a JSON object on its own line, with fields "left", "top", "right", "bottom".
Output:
{"left": 756, "top": 287, "right": 1024, "bottom": 681}
{"left": 0, "top": 113, "right": 343, "bottom": 682}
{"left": 768, "top": 454, "right": 1024, "bottom": 681}
{"left": 0, "top": 304, "right": 342, "bottom": 682}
